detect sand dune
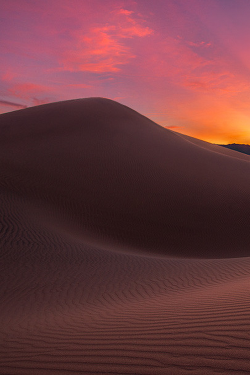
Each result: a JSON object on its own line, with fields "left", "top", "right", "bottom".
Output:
{"left": 1, "top": 98, "right": 250, "bottom": 374}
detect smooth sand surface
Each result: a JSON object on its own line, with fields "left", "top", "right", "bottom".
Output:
{"left": 1, "top": 98, "right": 250, "bottom": 374}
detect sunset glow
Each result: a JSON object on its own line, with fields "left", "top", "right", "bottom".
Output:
{"left": 1, "top": 0, "right": 250, "bottom": 144}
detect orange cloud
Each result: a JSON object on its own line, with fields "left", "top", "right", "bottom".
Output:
{"left": 165, "top": 125, "right": 181, "bottom": 129}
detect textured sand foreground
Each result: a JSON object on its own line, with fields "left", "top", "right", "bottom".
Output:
{"left": 1, "top": 98, "right": 250, "bottom": 374}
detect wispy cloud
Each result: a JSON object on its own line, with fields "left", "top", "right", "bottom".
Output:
{"left": 8, "top": 83, "right": 51, "bottom": 98}
{"left": 142, "top": 32, "right": 249, "bottom": 98}
{"left": 0, "top": 100, "right": 27, "bottom": 109}
{"left": 165, "top": 125, "right": 181, "bottom": 129}
{"left": 6, "top": 82, "right": 55, "bottom": 107}
{"left": 183, "top": 70, "right": 250, "bottom": 95}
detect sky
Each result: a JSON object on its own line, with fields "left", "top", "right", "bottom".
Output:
{"left": 1, "top": 0, "right": 250, "bottom": 144}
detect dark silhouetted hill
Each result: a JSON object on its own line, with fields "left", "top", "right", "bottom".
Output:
{"left": 219, "top": 143, "right": 250, "bottom": 156}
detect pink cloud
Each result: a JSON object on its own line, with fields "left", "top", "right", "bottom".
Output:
{"left": 186, "top": 41, "right": 212, "bottom": 47}
{"left": 7, "top": 82, "right": 55, "bottom": 107}
{"left": 9, "top": 83, "right": 52, "bottom": 99}
{"left": 60, "top": 8, "right": 153, "bottom": 73}
{"left": 133, "top": 28, "right": 249, "bottom": 101}
{"left": 2, "top": 71, "right": 17, "bottom": 81}
{"left": 183, "top": 70, "right": 250, "bottom": 95}
{"left": 118, "top": 9, "right": 134, "bottom": 16}
{"left": 61, "top": 26, "right": 131, "bottom": 73}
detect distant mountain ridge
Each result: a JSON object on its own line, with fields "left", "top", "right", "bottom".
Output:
{"left": 218, "top": 143, "right": 250, "bottom": 156}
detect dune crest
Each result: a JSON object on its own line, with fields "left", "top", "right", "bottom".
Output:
{"left": 1, "top": 98, "right": 250, "bottom": 374}
{"left": 1, "top": 97, "right": 250, "bottom": 258}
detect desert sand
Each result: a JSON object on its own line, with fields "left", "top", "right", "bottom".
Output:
{"left": 1, "top": 98, "right": 250, "bottom": 374}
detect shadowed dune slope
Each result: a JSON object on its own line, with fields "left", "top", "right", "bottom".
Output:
{"left": 1, "top": 98, "right": 250, "bottom": 375}
{"left": 1, "top": 97, "right": 250, "bottom": 257}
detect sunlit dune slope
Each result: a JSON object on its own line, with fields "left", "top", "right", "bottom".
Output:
{"left": 1, "top": 97, "right": 250, "bottom": 257}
